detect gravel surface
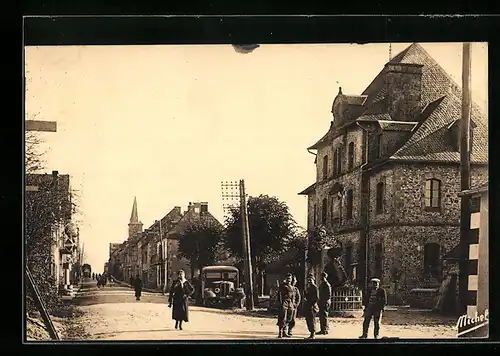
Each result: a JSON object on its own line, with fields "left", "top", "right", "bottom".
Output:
{"left": 66, "top": 280, "right": 456, "bottom": 341}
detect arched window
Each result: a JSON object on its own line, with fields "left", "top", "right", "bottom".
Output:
{"left": 348, "top": 142, "right": 355, "bottom": 170}
{"left": 376, "top": 181, "right": 384, "bottom": 214}
{"left": 424, "top": 243, "right": 441, "bottom": 278}
{"left": 321, "top": 198, "right": 328, "bottom": 225}
{"left": 323, "top": 155, "right": 328, "bottom": 180}
{"left": 425, "top": 179, "right": 441, "bottom": 211}
{"left": 346, "top": 189, "right": 354, "bottom": 219}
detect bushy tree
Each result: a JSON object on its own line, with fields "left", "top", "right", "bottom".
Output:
{"left": 177, "top": 217, "right": 224, "bottom": 279}
{"left": 223, "top": 195, "right": 297, "bottom": 297}
{"left": 25, "top": 132, "right": 77, "bottom": 316}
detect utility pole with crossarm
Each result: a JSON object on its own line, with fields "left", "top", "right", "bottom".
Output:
{"left": 221, "top": 180, "right": 255, "bottom": 310}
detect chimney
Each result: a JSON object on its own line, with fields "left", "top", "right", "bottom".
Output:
{"left": 174, "top": 206, "right": 182, "bottom": 214}
{"left": 187, "top": 202, "right": 194, "bottom": 212}
{"left": 384, "top": 62, "right": 423, "bottom": 121}
{"left": 200, "top": 202, "right": 208, "bottom": 213}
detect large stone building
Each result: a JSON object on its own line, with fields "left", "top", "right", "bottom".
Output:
{"left": 298, "top": 43, "right": 488, "bottom": 302}
{"left": 108, "top": 199, "right": 224, "bottom": 290}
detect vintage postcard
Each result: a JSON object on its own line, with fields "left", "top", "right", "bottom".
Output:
{"left": 24, "top": 39, "right": 489, "bottom": 341}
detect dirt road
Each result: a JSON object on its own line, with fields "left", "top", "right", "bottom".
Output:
{"left": 69, "top": 280, "right": 456, "bottom": 340}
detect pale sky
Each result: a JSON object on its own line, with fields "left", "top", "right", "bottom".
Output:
{"left": 24, "top": 42, "right": 488, "bottom": 272}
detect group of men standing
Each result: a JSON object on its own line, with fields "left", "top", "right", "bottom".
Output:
{"left": 276, "top": 272, "right": 387, "bottom": 339}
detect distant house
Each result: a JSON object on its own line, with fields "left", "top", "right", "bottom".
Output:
{"left": 109, "top": 200, "right": 225, "bottom": 289}
{"left": 298, "top": 43, "right": 488, "bottom": 302}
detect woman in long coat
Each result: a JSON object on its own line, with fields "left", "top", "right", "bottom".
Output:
{"left": 133, "top": 274, "right": 143, "bottom": 301}
{"left": 168, "top": 269, "right": 194, "bottom": 330}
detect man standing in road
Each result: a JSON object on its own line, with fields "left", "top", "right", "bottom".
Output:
{"left": 359, "top": 278, "right": 387, "bottom": 339}
{"left": 318, "top": 271, "right": 332, "bottom": 335}
{"left": 286, "top": 275, "right": 301, "bottom": 337}
{"left": 303, "top": 274, "right": 319, "bottom": 339}
{"left": 276, "top": 273, "right": 294, "bottom": 338}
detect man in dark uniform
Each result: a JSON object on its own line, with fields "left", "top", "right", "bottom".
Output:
{"left": 318, "top": 271, "right": 332, "bottom": 335}
{"left": 359, "top": 278, "right": 387, "bottom": 339}
{"left": 276, "top": 273, "right": 294, "bottom": 338}
{"left": 286, "top": 275, "right": 301, "bottom": 337}
{"left": 303, "top": 273, "right": 319, "bottom": 339}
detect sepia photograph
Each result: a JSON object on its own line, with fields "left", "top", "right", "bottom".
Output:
{"left": 24, "top": 40, "right": 489, "bottom": 342}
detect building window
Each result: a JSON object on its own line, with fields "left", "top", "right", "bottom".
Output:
{"left": 321, "top": 198, "right": 328, "bottom": 225}
{"left": 424, "top": 243, "right": 440, "bottom": 278}
{"left": 425, "top": 179, "right": 441, "bottom": 211}
{"left": 333, "top": 149, "right": 338, "bottom": 176}
{"left": 362, "top": 130, "right": 368, "bottom": 164}
{"left": 346, "top": 189, "right": 353, "bottom": 220}
{"left": 313, "top": 204, "right": 317, "bottom": 227}
{"left": 323, "top": 155, "right": 328, "bottom": 180}
{"left": 333, "top": 147, "right": 342, "bottom": 176}
{"left": 374, "top": 243, "right": 383, "bottom": 278}
{"left": 470, "top": 196, "right": 481, "bottom": 214}
{"left": 348, "top": 142, "right": 355, "bottom": 170}
{"left": 375, "top": 134, "right": 382, "bottom": 158}
{"left": 376, "top": 182, "right": 384, "bottom": 214}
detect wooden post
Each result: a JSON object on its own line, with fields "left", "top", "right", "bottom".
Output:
{"left": 240, "top": 180, "right": 255, "bottom": 310}
{"left": 459, "top": 42, "right": 472, "bottom": 314}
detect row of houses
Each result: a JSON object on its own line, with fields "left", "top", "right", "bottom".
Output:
{"left": 107, "top": 199, "right": 228, "bottom": 290}
{"left": 26, "top": 171, "right": 82, "bottom": 294}
{"left": 299, "top": 43, "right": 488, "bottom": 306}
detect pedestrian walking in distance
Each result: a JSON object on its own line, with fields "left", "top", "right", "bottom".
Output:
{"left": 317, "top": 272, "right": 332, "bottom": 335}
{"left": 286, "top": 275, "right": 301, "bottom": 337}
{"left": 168, "top": 269, "right": 194, "bottom": 330}
{"left": 359, "top": 278, "right": 387, "bottom": 339}
{"left": 134, "top": 274, "right": 143, "bottom": 301}
{"left": 276, "top": 273, "right": 294, "bottom": 338}
{"left": 303, "top": 274, "right": 319, "bottom": 339}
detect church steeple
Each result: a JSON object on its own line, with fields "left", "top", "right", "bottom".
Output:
{"left": 130, "top": 196, "right": 139, "bottom": 223}
{"left": 128, "top": 196, "right": 143, "bottom": 239}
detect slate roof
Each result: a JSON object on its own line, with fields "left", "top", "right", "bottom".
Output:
{"left": 387, "top": 44, "right": 488, "bottom": 163}
{"left": 306, "top": 43, "right": 488, "bottom": 164}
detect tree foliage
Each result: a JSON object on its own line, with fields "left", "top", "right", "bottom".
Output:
{"left": 177, "top": 216, "right": 224, "bottom": 276}
{"left": 223, "top": 195, "right": 297, "bottom": 270}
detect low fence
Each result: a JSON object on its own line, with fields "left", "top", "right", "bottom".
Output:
{"left": 331, "top": 285, "right": 363, "bottom": 311}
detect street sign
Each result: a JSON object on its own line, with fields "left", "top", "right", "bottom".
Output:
{"left": 64, "top": 238, "right": 75, "bottom": 250}
{"left": 25, "top": 120, "right": 57, "bottom": 132}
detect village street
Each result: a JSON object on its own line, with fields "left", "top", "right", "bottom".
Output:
{"left": 66, "top": 279, "right": 457, "bottom": 341}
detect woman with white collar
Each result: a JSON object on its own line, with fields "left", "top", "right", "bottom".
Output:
{"left": 168, "top": 269, "right": 195, "bottom": 330}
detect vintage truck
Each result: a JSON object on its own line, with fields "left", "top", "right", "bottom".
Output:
{"left": 200, "top": 265, "right": 246, "bottom": 308}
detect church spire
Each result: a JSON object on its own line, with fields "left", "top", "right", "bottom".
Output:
{"left": 130, "top": 196, "right": 139, "bottom": 223}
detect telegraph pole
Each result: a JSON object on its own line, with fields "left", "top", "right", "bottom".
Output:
{"left": 459, "top": 42, "right": 472, "bottom": 314}
{"left": 221, "top": 180, "right": 255, "bottom": 310}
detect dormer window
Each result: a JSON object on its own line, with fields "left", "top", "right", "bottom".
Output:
{"left": 323, "top": 155, "right": 328, "bottom": 180}
{"left": 333, "top": 147, "right": 342, "bottom": 176}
